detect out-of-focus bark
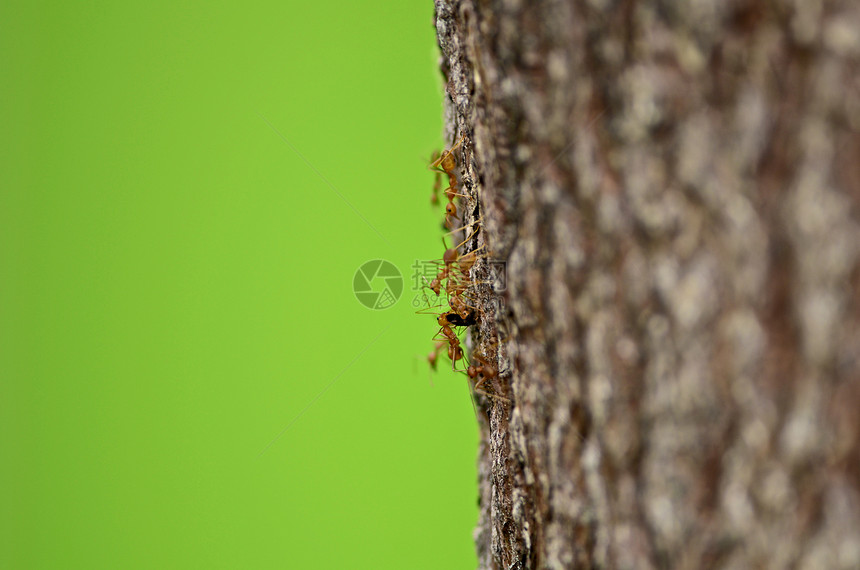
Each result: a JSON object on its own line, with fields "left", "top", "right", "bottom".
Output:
{"left": 433, "top": 1, "right": 860, "bottom": 568}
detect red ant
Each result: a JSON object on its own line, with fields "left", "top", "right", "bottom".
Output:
{"left": 430, "top": 136, "right": 468, "bottom": 229}
{"left": 467, "top": 346, "right": 510, "bottom": 403}
{"left": 429, "top": 150, "right": 443, "bottom": 205}
{"left": 422, "top": 225, "right": 481, "bottom": 297}
{"left": 433, "top": 311, "right": 477, "bottom": 372}
{"left": 445, "top": 269, "right": 492, "bottom": 320}
{"left": 427, "top": 340, "right": 446, "bottom": 370}
{"left": 425, "top": 133, "right": 503, "bottom": 402}
{"left": 430, "top": 135, "right": 465, "bottom": 179}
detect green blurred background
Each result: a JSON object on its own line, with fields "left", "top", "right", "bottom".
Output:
{"left": 1, "top": 2, "right": 479, "bottom": 568}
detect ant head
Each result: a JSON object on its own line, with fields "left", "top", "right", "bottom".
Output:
{"left": 445, "top": 202, "right": 457, "bottom": 217}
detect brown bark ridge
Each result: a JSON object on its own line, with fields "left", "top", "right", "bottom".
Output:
{"left": 432, "top": 1, "right": 860, "bottom": 568}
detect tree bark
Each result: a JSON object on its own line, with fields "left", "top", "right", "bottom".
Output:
{"left": 433, "top": 1, "right": 860, "bottom": 568}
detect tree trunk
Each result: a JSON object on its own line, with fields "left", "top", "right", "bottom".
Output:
{"left": 433, "top": 1, "right": 860, "bottom": 568}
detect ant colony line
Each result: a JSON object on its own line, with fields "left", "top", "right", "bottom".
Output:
{"left": 420, "top": 134, "right": 507, "bottom": 405}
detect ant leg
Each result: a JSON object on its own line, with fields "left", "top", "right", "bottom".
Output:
{"left": 431, "top": 327, "right": 449, "bottom": 343}
{"left": 442, "top": 216, "right": 484, "bottom": 239}
{"left": 429, "top": 135, "right": 466, "bottom": 169}
{"left": 448, "top": 340, "right": 466, "bottom": 370}
{"left": 457, "top": 245, "right": 490, "bottom": 274}
{"left": 462, "top": 377, "right": 480, "bottom": 421}
{"left": 452, "top": 347, "right": 470, "bottom": 373}
{"left": 440, "top": 226, "right": 482, "bottom": 265}
{"left": 449, "top": 296, "right": 481, "bottom": 318}
{"left": 474, "top": 386, "right": 511, "bottom": 404}
{"left": 473, "top": 374, "right": 487, "bottom": 394}
{"left": 447, "top": 134, "right": 465, "bottom": 154}
{"left": 444, "top": 214, "right": 462, "bottom": 233}
{"left": 444, "top": 186, "right": 469, "bottom": 201}
{"left": 416, "top": 303, "right": 448, "bottom": 315}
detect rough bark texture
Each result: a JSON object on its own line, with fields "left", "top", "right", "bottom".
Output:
{"left": 433, "top": 1, "right": 860, "bottom": 568}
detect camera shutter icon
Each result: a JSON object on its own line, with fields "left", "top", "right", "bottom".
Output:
{"left": 353, "top": 260, "right": 403, "bottom": 310}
